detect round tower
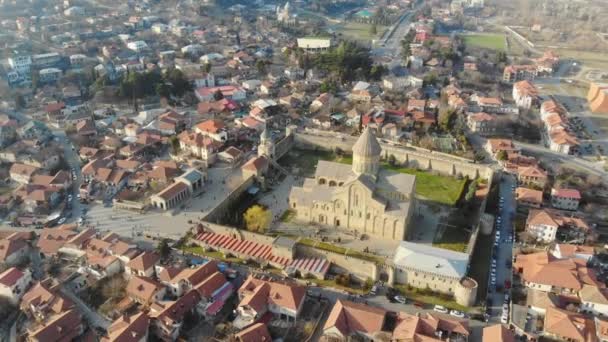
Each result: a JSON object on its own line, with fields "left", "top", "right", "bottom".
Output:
{"left": 352, "top": 128, "right": 381, "bottom": 178}
{"left": 455, "top": 277, "right": 478, "bottom": 307}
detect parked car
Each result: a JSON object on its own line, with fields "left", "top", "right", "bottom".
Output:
{"left": 394, "top": 295, "right": 407, "bottom": 304}
{"left": 433, "top": 305, "right": 448, "bottom": 314}
{"left": 57, "top": 217, "right": 66, "bottom": 225}
{"left": 449, "top": 310, "right": 465, "bottom": 318}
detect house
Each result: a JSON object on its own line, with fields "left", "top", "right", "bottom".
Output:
{"left": 482, "top": 324, "right": 515, "bottom": 342}
{"left": 0, "top": 238, "right": 29, "bottom": 266}
{"left": 517, "top": 165, "right": 548, "bottom": 189}
{"left": 514, "top": 251, "right": 602, "bottom": 294}
{"left": 102, "top": 312, "right": 149, "bottom": 342}
{"left": 234, "top": 323, "right": 272, "bottom": 342}
{"left": 580, "top": 285, "right": 608, "bottom": 317}
{"left": 178, "top": 131, "right": 220, "bottom": 163}
{"left": 467, "top": 112, "right": 497, "bottom": 136}
{"left": 241, "top": 156, "right": 269, "bottom": 180}
{"left": 485, "top": 139, "right": 518, "bottom": 157}
{"left": 549, "top": 129, "right": 579, "bottom": 154}
{"left": 194, "top": 119, "right": 228, "bottom": 142}
{"left": 322, "top": 300, "right": 387, "bottom": 341}
{"left": 0, "top": 267, "right": 32, "bottom": 303}
{"left": 162, "top": 261, "right": 220, "bottom": 297}
{"left": 9, "top": 163, "right": 39, "bottom": 184}
{"left": 544, "top": 307, "right": 597, "bottom": 342}
{"left": 21, "top": 279, "right": 75, "bottom": 320}
{"left": 525, "top": 209, "right": 592, "bottom": 244}
{"left": 551, "top": 188, "right": 581, "bottom": 211}
{"left": 75, "top": 119, "right": 97, "bottom": 137}
{"left": 36, "top": 225, "right": 79, "bottom": 257}
{"left": 218, "top": 147, "right": 244, "bottom": 165}
{"left": 125, "top": 251, "right": 160, "bottom": 278}
{"left": 234, "top": 275, "right": 306, "bottom": 328}
{"left": 149, "top": 290, "right": 201, "bottom": 341}
{"left": 310, "top": 93, "right": 331, "bottom": 112}
{"left": 150, "top": 181, "right": 191, "bottom": 211}
{"left": 25, "top": 309, "right": 84, "bottom": 342}
{"left": 513, "top": 80, "right": 539, "bottom": 109}
{"left": 515, "top": 187, "right": 543, "bottom": 208}
{"left": 126, "top": 276, "right": 165, "bottom": 306}
{"left": 407, "top": 99, "right": 426, "bottom": 112}
{"left": 194, "top": 85, "right": 246, "bottom": 102}
{"left": 503, "top": 64, "right": 538, "bottom": 83}
{"left": 551, "top": 244, "right": 594, "bottom": 261}
{"left": 392, "top": 311, "right": 470, "bottom": 341}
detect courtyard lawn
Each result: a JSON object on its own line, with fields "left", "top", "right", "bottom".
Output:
{"left": 282, "top": 149, "right": 466, "bottom": 206}
{"left": 394, "top": 285, "right": 472, "bottom": 312}
{"left": 462, "top": 34, "right": 506, "bottom": 51}
{"left": 182, "top": 245, "right": 245, "bottom": 264}
{"left": 383, "top": 165, "right": 467, "bottom": 206}
{"left": 299, "top": 237, "right": 384, "bottom": 264}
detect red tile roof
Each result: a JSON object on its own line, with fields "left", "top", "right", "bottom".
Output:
{"left": 0, "top": 267, "right": 25, "bottom": 286}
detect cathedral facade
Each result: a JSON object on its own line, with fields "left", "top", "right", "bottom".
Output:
{"left": 289, "top": 129, "right": 416, "bottom": 241}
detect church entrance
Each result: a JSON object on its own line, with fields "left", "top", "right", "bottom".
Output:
{"left": 335, "top": 219, "right": 340, "bottom": 227}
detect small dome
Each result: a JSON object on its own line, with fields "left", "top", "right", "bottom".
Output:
{"left": 352, "top": 128, "right": 381, "bottom": 157}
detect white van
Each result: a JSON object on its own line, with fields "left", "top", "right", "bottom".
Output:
{"left": 370, "top": 285, "right": 378, "bottom": 296}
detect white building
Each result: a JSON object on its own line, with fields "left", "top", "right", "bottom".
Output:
{"left": 38, "top": 68, "right": 62, "bottom": 83}
{"left": 513, "top": 80, "right": 538, "bottom": 109}
{"left": 127, "top": 41, "right": 148, "bottom": 53}
{"left": 0, "top": 267, "right": 32, "bottom": 304}
{"left": 32, "top": 52, "right": 62, "bottom": 68}
{"left": 297, "top": 37, "right": 333, "bottom": 52}
{"left": 393, "top": 242, "right": 477, "bottom": 306}
{"left": 551, "top": 188, "right": 581, "bottom": 211}
{"left": 8, "top": 55, "right": 32, "bottom": 74}
{"left": 579, "top": 285, "right": 608, "bottom": 317}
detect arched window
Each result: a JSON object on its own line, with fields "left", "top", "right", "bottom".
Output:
{"left": 329, "top": 180, "right": 337, "bottom": 187}
{"left": 319, "top": 178, "right": 326, "bottom": 185}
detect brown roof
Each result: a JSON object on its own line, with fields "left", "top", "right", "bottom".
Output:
{"left": 0, "top": 267, "right": 25, "bottom": 286}
{"left": 487, "top": 139, "right": 516, "bottom": 154}
{"left": 9, "top": 163, "right": 39, "bottom": 177}
{"left": 126, "top": 251, "right": 160, "bottom": 272}
{"left": 238, "top": 275, "right": 306, "bottom": 313}
{"left": 154, "top": 181, "right": 189, "bottom": 201}
{"left": 0, "top": 238, "right": 28, "bottom": 262}
{"left": 103, "top": 312, "right": 149, "bottom": 342}
{"left": 27, "top": 309, "right": 83, "bottom": 342}
{"left": 518, "top": 165, "right": 548, "bottom": 179}
{"left": 515, "top": 251, "right": 602, "bottom": 291}
{"left": 527, "top": 209, "right": 590, "bottom": 230}
{"left": 555, "top": 244, "right": 594, "bottom": 258}
{"left": 173, "top": 261, "right": 218, "bottom": 286}
{"left": 149, "top": 290, "right": 201, "bottom": 328}
{"left": 195, "top": 271, "right": 228, "bottom": 298}
{"left": 242, "top": 156, "right": 268, "bottom": 172}
{"left": 324, "top": 300, "right": 386, "bottom": 337}
{"left": 21, "top": 280, "right": 74, "bottom": 315}
{"left": 235, "top": 323, "right": 272, "bottom": 342}
{"left": 482, "top": 324, "right": 515, "bottom": 342}
{"left": 126, "top": 276, "right": 164, "bottom": 305}
{"left": 515, "top": 187, "right": 543, "bottom": 205}
{"left": 195, "top": 119, "right": 225, "bottom": 134}
{"left": 37, "top": 227, "right": 78, "bottom": 256}
{"left": 158, "top": 266, "right": 182, "bottom": 282}
{"left": 544, "top": 307, "right": 597, "bottom": 342}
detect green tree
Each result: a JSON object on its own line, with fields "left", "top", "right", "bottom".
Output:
{"left": 15, "top": 94, "right": 26, "bottom": 109}
{"left": 243, "top": 205, "right": 272, "bottom": 233}
{"left": 202, "top": 63, "right": 212, "bottom": 73}
{"left": 255, "top": 60, "right": 268, "bottom": 75}
{"left": 156, "top": 82, "right": 172, "bottom": 99}
{"left": 169, "top": 135, "right": 181, "bottom": 155}
{"left": 496, "top": 150, "right": 508, "bottom": 161}
{"left": 156, "top": 238, "right": 171, "bottom": 261}
{"left": 438, "top": 107, "right": 456, "bottom": 131}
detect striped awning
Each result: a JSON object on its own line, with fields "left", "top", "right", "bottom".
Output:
{"left": 288, "top": 258, "right": 330, "bottom": 277}
{"left": 196, "top": 232, "right": 291, "bottom": 267}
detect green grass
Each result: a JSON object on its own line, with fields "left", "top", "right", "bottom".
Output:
{"left": 312, "top": 278, "right": 368, "bottom": 295}
{"left": 382, "top": 164, "right": 467, "bottom": 206}
{"left": 432, "top": 242, "right": 467, "bottom": 253}
{"left": 394, "top": 285, "right": 472, "bottom": 312}
{"left": 280, "top": 209, "right": 296, "bottom": 222}
{"left": 181, "top": 245, "right": 245, "bottom": 264}
{"left": 462, "top": 34, "right": 506, "bottom": 51}
{"left": 298, "top": 238, "right": 384, "bottom": 264}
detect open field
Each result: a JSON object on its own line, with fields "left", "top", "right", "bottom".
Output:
{"left": 554, "top": 48, "right": 608, "bottom": 70}
{"left": 280, "top": 149, "right": 466, "bottom": 206}
{"left": 462, "top": 33, "right": 506, "bottom": 51}
{"left": 333, "top": 21, "right": 388, "bottom": 42}
{"left": 394, "top": 285, "right": 472, "bottom": 312}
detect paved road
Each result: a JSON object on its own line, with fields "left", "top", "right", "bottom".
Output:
{"left": 53, "top": 131, "right": 84, "bottom": 221}
{"left": 486, "top": 175, "right": 516, "bottom": 324}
